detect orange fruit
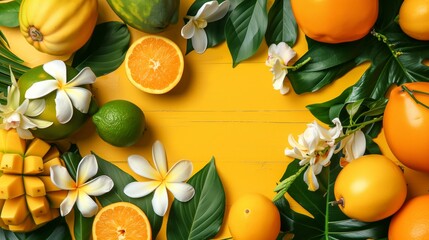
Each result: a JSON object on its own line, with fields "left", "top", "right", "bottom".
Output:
{"left": 399, "top": 0, "right": 429, "bottom": 40}
{"left": 389, "top": 194, "right": 429, "bottom": 240}
{"left": 228, "top": 193, "right": 280, "bottom": 240}
{"left": 92, "top": 202, "right": 151, "bottom": 240}
{"left": 291, "top": 0, "right": 378, "bottom": 43}
{"left": 334, "top": 154, "right": 407, "bottom": 222}
{"left": 125, "top": 35, "right": 184, "bottom": 94}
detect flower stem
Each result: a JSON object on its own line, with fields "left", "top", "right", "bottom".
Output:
{"left": 336, "top": 115, "right": 383, "bottom": 142}
{"left": 288, "top": 57, "right": 312, "bottom": 71}
{"left": 401, "top": 85, "right": 429, "bottom": 110}
{"left": 273, "top": 163, "right": 308, "bottom": 202}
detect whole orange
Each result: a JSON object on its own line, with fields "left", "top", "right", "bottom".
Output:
{"left": 290, "top": 0, "right": 378, "bottom": 43}
{"left": 389, "top": 194, "right": 429, "bottom": 240}
{"left": 228, "top": 193, "right": 280, "bottom": 240}
{"left": 383, "top": 82, "right": 429, "bottom": 173}
{"left": 399, "top": 0, "right": 429, "bottom": 40}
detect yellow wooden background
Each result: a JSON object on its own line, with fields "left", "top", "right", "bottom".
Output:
{"left": 3, "top": 0, "right": 429, "bottom": 239}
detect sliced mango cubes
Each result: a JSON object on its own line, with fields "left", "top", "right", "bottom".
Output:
{"left": 0, "top": 129, "right": 67, "bottom": 232}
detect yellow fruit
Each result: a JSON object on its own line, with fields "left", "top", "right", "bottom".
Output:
{"left": 92, "top": 202, "right": 152, "bottom": 240}
{"left": 19, "top": 0, "right": 98, "bottom": 56}
{"left": 125, "top": 35, "right": 184, "bottom": 94}
{"left": 389, "top": 194, "right": 429, "bottom": 239}
{"left": 399, "top": 0, "right": 429, "bottom": 40}
{"left": 334, "top": 154, "right": 407, "bottom": 222}
{"left": 17, "top": 64, "right": 96, "bottom": 141}
{"left": 92, "top": 100, "right": 146, "bottom": 147}
{"left": 228, "top": 193, "right": 280, "bottom": 240}
{"left": 0, "top": 129, "right": 67, "bottom": 232}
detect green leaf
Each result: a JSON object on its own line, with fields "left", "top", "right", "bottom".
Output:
{"left": 93, "top": 153, "right": 163, "bottom": 239}
{"left": 0, "top": 0, "right": 20, "bottom": 27}
{"left": 265, "top": 0, "right": 297, "bottom": 46}
{"left": 225, "top": 0, "right": 268, "bottom": 67}
{"left": 73, "top": 208, "right": 94, "bottom": 240}
{"left": 275, "top": 155, "right": 390, "bottom": 239}
{"left": 0, "top": 217, "right": 72, "bottom": 240}
{"left": 184, "top": 0, "right": 231, "bottom": 54}
{"left": 72, "top": 21, "right": 130, "bottom": 77}
{"left": 167, "top": 157, "right": 225, "bottom": 240}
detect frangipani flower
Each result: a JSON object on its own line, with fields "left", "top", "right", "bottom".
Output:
{"left": 25, "top": 60, "right": 96, "bottom": 124}
{"left": 124, "top": 141, "right": 195, "bottom": 216}
{"left": 266, "top": 42, "right": 296, "bottom": 94}
{"left": 0, "top": 68, "right": 52, "bottom": 139}
{"left": 336, "top": 130, "right": 366, "bottom": 167}
{"left": 285, "top": 118, "right": 342, "bottom": 191}
{"left": 181, "top": 0, "right": 230, "bottom": 54}
{"left": 50, "top": 154, "right": 114, "bottom": 217}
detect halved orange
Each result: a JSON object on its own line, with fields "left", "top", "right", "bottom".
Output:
{"left": 92, "top": 202, "right": 151, "bottom": 240}
{"left": 125, "top": 35, "right": 184, "bottom": 94}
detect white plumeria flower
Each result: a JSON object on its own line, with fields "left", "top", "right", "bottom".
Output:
{"left": 266, "top": 42, "right": 296, "bottom": 94}
{"left": 50, "top": 154, "right": 114, "bottom": 217}
{"left": 24, "top": 60, "right": 96, "bottom": 124}
{"left": 336, "top": 130, "right": 366, "bottom": 167}
{"left": 285, "top": 118, "right": 342, "bottom": 191}
{"left": 124, "top": 140, "right": 195, "bottom": 217}
{"left": 0, "top": 68, "right": 52, "bottom": 139}
{"left": 181, "top": 0, "right": 230, "bottom": 54}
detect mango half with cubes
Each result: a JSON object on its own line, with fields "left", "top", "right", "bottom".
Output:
{"left": 0, "top": 129, "right": 67, "bottom": 232}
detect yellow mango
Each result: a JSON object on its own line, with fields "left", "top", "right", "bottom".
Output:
{"left": 39, "top": 176, "right": 60, "bottom": 192}
{"left": 26, "top": 196, "right": 49, "bottom": 218}
{"left": 33, "top": 208, "right": 59, "bottom": 225}
{"left": 25, "top": 138, "right": 51, "bottom": 158}
{"left": 23, "top": 156, "right": 44, "bottom": 175}
{"left": 7, "top": 215, "right": 36, "bottom": 232}
{"left": 41, "top": 157, "right": 62, "bottom": 175}
{"left": 42, "top": 146, "right": 60, "bottom": 162}
{"left": 1, "top": 153, "right": 23, "bottom": 174}
{"left": 0, "top": 175, "right": 24, "bottom": 199}
{"left": 23, "top": 176, "right": 46, "bottom": 197}
{"left": 1, "top": 196, "right": 28, "bottom": 225}
{"left": 5, "top": 130, "right": 26, "bottom": 155}
{"left": 0, "top": 129, "right": 7, "bottom": 153}
{"left": 46, "top": 191, "right": 67, "bottom": 208}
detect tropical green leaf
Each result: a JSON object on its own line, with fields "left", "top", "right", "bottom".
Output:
{"left": 184, "top": 0, "right": 231, "bottom": 54}
{"left": 275, "top": 155, "right": 390, "bottom": 239}
{"left": 265, "top": 0, "right": 297, "bottom": 46}
{"left": 72, "top": 21, "right": 130, "bottom": 77}
{"left": 0, "top": 217, "right": 71, "bottom": 240}
{"left": 167, "top": 157, "right": 225, "bottom": 240}
{"left": 225, "top": 0, "right": 268, "bottom": 67}
{"left": 0, "top": 0, "right": 20, "bottom": 27}
{"left": 93, "top": 153, "right": 163, "bottom": 239}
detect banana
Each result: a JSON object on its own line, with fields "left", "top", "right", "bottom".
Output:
{"left": 23, "top": 156, "right": 44, "bottom": 175}
{"left": 23, "top": 176, "right": 46, "bottom": 197}
{"left": 0, "top": 175, "right": 24, "bottom": 199}
{"left": 1, "top": 153, "right": 23, "bottom": 174}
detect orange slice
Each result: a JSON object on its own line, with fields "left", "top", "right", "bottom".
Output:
{"left": 92, "top": 202, "right": 151, "bottom": 240}
{"left": 125, "top": 35, "right": 184, "bottom": 94}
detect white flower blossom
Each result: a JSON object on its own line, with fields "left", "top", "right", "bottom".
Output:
{"left": 181, "top": 0, "right": 230, "bottom": 54}
{"left": 50, "top": 154, "right": 114, "bottom": 217}
{"left": 0, "top": 68, "right": 52, "bottom": 139}
{"left": 335, "top": 130, "right": 366, "bottom": 167}
{"left": 24, "top": 60, "right": 96, "bottom": 124}
{"left": 266, "top": 42, "right": 296, "bottom": 94}
{"left": 124, "top": 141, "right": 195, "bottom": 216}
{"left": 285, "top": 118, "right": 342, "bottom": 191}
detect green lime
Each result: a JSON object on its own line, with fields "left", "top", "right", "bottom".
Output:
{"left": 18, "top": 64, "right": 94, "bottom": 141}
{"left": 92, "top": 100, "right": 145, "bottom": 147}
